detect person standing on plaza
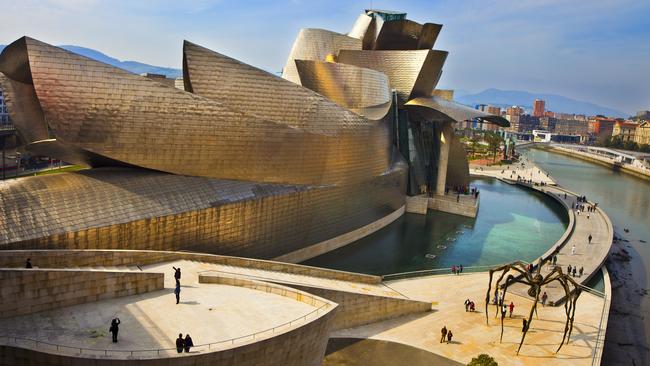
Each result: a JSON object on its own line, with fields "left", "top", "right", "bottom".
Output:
{"left": 173, "top": 266, "right": 181, "bottom": 283}
{"left": 579, "top": 266, "right": 584, "bottom": 277}
{"left": 509, "top": 301, "right": 515, "bottom": 317}
{"left": 588, "top": 234, "right": 593, "bottom": 244}
{"left": 451, "top": 265, "right": 456, "bottom": 275}
{"left": 174, "top": 281, "right": 181, "bottom": 304}
{"left": 572, "top": 267, "right": 577, "bottom": 277}
{"left": 109, "top": 318, "right": 120, "bottom": 343}
{"left": 568, "top": 264, "right": 572, "bottom": 275}
{"left": 447, "top": 330, "right": 453, "bottom": 343}
{"left": 541, "top": 291, "right": 548, "bottom": 307}
{"left": 571, "top": 244, "right": 576, "bottom": 255}
{"left": 459, "top": 265, "right": 464, "bottom": 274}
{"left": 440, "top": 326, "right": 447, "bottom": 343}
{"left": 464, "top": 299, "right": 470, "bottom": 312}
{"left": 176, "top": 333, "right": 184, "bottom": 353}
{"left": 184, "top": 334, "right": 194, "bottom": 353}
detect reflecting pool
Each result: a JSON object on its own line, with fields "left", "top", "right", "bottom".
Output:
{"left": 303, "top": 177, "right": 568, "bottom": 275}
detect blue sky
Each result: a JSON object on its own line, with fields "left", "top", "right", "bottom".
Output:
{"left": 1, "top": 0, "right": 648, "bottom": 114}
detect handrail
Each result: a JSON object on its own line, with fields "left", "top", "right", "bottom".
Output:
{"left": 0, "top": 295, "right": 331, "bottom": 359}
{"left": 381, "top": 262, "right": 530, "bottom": 282}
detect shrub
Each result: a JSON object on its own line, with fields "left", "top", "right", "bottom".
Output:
{"left": 467, "top": 353, "right": 498, "bottom": 366}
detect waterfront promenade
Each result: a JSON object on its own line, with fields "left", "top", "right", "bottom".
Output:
{"left": 336, "top": 272, "right": 606, "bottom": 365}
{"left": 470, "top": 161, "right": 613, "bottom": 304}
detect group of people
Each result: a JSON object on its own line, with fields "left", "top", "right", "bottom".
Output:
{"left": 176, "top": 333, "right": 194, "bottom": 353}
{"left": 451, "top": 265, "right": 464, "bottom": 275}
{"left": 463, "top": 299, "right": 476, "bottom": 312}
{"left": 440, "top": 326, "right": 453, "bottom": 343}
{"left": 566, "top": 264, "right": 584, "bottom": 278}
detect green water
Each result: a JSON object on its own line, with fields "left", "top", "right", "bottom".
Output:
{"left": 303, "top": 177, "right": 568, "bottom": 275}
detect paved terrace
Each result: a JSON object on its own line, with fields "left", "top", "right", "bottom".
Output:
{"left": 0, "top": 259, "right": 326, "bottom": 358}
{"left": 336, "top": 272, "right": 606, "bottom": 366}
{"left": 470, "top": 160, "right": 613, "bottom": 304}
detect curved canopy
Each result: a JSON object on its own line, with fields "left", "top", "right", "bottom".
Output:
{"left": 406, "top": 96, "right": 510, "bottom": 127}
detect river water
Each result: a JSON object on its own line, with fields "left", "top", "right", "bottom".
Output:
{"left": 303, "top": 177, "right": 568, "bottom": 275}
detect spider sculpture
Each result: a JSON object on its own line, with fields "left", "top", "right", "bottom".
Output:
{"left": 484, "top": 260, "right": 582, "bottom": 355}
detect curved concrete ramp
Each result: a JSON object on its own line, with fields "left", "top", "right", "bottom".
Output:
{"left": 323, "top": 337, "right": 462, "bottom": 366}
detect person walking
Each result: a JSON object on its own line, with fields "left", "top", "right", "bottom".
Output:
{"left": 109, "top": 318, "right": 120, "bottom": 343}
{"left": 572, "top": 267, "right": 577, "bottom": 277}
{"left": 25, "top": 258, "right": 32, "bottom": 268}
{"left": 451, "top": 265, "right": 456, "bottom": 275}
{"left": 541, "top": 291, "right": 548, "bottom": 307}
{"left": 184, "top": 334, "right": 194, "bottom": 353}
{"left": 508, "top": 302, "right": 515, "bottom": 318}
{"left": 440, "top": 326, "right": 447, "bottom": 343}
{"left": 464, "top": 299, "right": 470, "bottom": 312}
{"left": 176, "top": 333, "right": 185, "bottom": 353}
{"left": 459, "top": 265, "right": 464, "bottom": 274}
{"left": 571, "top": 244, "right": 576, "bottom": 255}
{"left": 501, "top": 304, "right": 507, "bottom": 319}
{"left": 174, "top": 282, "right": 181, "bottom": 304}
{"left": 588, "top": 234, "right": 593, "bottom": 244}
{"left": 567, "top": 264, "right": 572, "bottom": 275}
{"left": 447, "top": 330, "right": 453, "bottom": 343}
{"left": 579, "top": 266, "right": 584, "bottom": 277}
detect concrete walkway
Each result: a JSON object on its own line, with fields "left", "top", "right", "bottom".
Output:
{"left": 0, "top": 259, "right": 322, "bottom": 357}
{"left": 336, "top": 272, "right": 605, "bottom": 366}
{"left": 470, "top": 160, "right": 613, "bottom": 304}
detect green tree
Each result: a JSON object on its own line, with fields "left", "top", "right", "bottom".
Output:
{"left": 468, "top": 353, "right": 498, "bottom": 366}
{"left": 484, "top": 132, "right": 503, "bottom": 162}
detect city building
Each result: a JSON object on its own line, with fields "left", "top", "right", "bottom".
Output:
{"left": 539, "top": 116, "right": 557, "bottom": 132}
{"left": 634, "top": 121, "right": 650, "bottom": 145}
{"left": 588, "top": 116, "right": 616, "bottom": 139}
{"left": 507, "top": 105, "right": 524, "bottom": 116}
{"left": 636, "top": 110, "right": 650, "bottom": 121}
{"left": 612, "top": 121, "right": 638, "bottom": 142}
{"left": 0, "top": 12, "right": 506, "bottom": 261}
{"left": 533, "top": 99, "right": 545, "bottom": 118}
{"left": 554, "top": 118, "right": 589, "bottom": 139}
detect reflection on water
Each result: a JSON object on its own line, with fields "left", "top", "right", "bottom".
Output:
{"left": 303, "top": 178, "right": 568, "bottom": 275}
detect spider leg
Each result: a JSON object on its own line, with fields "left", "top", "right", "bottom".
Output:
{"left": 499, "top": 275, "right": 532, "bottom": 344}
{"left": 516, "top": 283, "right": 541, "bottom": 355}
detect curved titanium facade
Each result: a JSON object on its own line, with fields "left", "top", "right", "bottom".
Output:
{"left": 0, "top": 9, "right": 503, "bottom": 259}
{"left": 294, "top": 60, "right": 391, "bottom": 119}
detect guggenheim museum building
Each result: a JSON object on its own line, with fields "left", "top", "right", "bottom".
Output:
{"left": 0, "top": 9, "right": 506, "bottom": 262}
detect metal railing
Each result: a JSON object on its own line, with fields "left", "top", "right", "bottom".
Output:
{"left": 0, "top": 302, "right": 331, "bottom": 359}
{"left": 381, "top": 262, "right": 530, "bottom": 282}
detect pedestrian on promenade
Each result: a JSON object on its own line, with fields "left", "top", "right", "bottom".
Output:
{"left": 522, "top": 319, "right": 528, "bottom": 332}
{"left": 587, "top": 213, "right": 590, "bottom": 220}
{"left": 464, "top": 299, "right": 470, "bottom": 312}
{"left": 501, "top": 304, "right": 507, "bottom": 319}
{"left": 184, "top": 334, "right": 194, "bottom": 353}
{"left": 541, "top": 292, "right": 548, "bottom": 307}
{"left": 109, "top": 318, "right": 120, "bottom": 343}
{"left": 440, "top": 326, "right": 447, "bottom": 343}
{"left": 447, "top": 330, "right": 453, "bottom": 343}
{"left": 564, "top": 193, "right": 567, "bottom": 199}
{"left": 469, "top": 301, "right": 475, "bottom": 312}
{"left": 498, "top": 291, "right": 504, "bottom": 305}
{"left": 173, "top": 266, "right": 181, "bottom": 284}
{"left": 25, "top": 258, "right": 32, "bottom": 268}
{"left": 571, "top": 245, "right": 576, "bottom": 255}
{"left": 174, "top": 282, "right": 181, "bottom": 304}
{"left": 567, "top": 264, "right": 572, "bottom": 275}
{"left": 509, "top": 302, "right": 515, "bottom": 317}
{"left": 579, "top": 267, "right": 584, "bottom": 277}
{"left": 572, "top": 267, "right": 577, "bottom": 277}
{"left": 451, "top": 265, "right": 456, "bottom": 275}
{"left": 456, "top": 194, "right": 460, "bottom": 203}
{"left": 553, "top": 255, "right": 557, "bottom": 266}
{"left": 588, "top": 234, "right": 593, "bottom": 244}
{"left": 459, "top": 265, "right": 464, "bottom": 274}
{"left": 176, "top": 333, "right": 185, "bottom": 353}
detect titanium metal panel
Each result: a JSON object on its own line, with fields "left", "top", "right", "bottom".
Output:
{"left": 183, "top": 41, "right": 379, "bottom": 133}
{"left": 282, "top": 28, "right": 362, "bottom": 85}
{"left": 0, "top": 165, "right": 406, "bottom": 259}
{"left": 374, "top": 20, "right": 442, "bottom": 50}
{"left": 405, "top": 96, "right": 510, "bottom": 126}
{"left": 337, "top": 49, "right": 447, "bottom": 104}
{"left": 294, "top": 60, "right": 391, "bottom": 120}
{"left": 0, "top": 37, "right": 392, "bottom": 186}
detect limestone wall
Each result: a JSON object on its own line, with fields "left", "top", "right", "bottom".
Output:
{"left": 283, "top": 285, "right": 431, "bottom": 330}
{"left": 0, "top": 249, "right": 380, "bottom": 284}
{"left": 0, "top": 269, "right": 163, "bottom": 319}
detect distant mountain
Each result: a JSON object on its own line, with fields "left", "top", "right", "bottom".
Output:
{"left": 455, "top": 88, "right": 627, "bottom": 118}
{"left": 0, "top": 44, "right": 182, "bottom": 78}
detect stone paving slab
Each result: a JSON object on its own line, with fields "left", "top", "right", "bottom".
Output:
{"left": 336, "top": 272, "right": 605, "bottom": 366}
